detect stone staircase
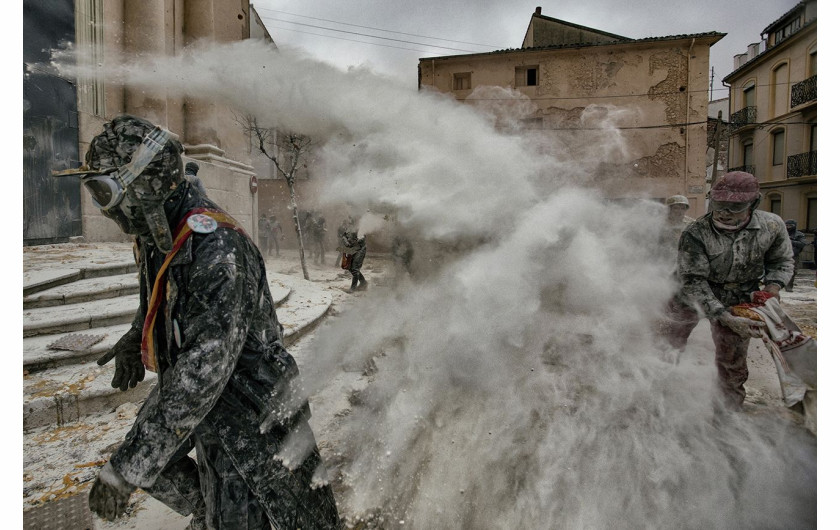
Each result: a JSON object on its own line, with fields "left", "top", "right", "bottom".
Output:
{"left": 23, "top": 251, "right": 333, "bottom": 434}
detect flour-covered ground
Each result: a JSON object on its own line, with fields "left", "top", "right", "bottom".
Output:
{"left": 22, "top": 248, "right": 817, "bottom": 528}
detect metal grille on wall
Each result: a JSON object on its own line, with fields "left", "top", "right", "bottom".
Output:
{"left": 729, "top": 106, "right": 757, "bottom": 129}
{"left": 791, "top": 75, "right": 817, "bottom": 108}
{"left": 787, "top": 151, "right": 817, "bottom": 178}
{"left": 728, "top": 165, "right": 756, "bottom": 175}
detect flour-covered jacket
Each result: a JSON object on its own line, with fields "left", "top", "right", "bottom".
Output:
{"left": 109, "top": 181, "right": 339, "bottom": 528}
{"left": 677, "top": 210, "right": 794, "bottom": 318}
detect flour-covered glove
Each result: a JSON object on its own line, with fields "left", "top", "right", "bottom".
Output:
{"left": 717, "top": 312, "right": 765, "bottom": 338}
{"left": 89, "top": 461, "right": 136, "bottom": 521}
{"left": 762, "top": 283, "right": 782, "bottom": 300}
{"left": 97, "top": 327, "right": 145, "bottom": 391}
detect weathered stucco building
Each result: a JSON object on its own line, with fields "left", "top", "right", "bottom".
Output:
{"left": 723, "top": 0, "right": 816, "bottom": 232}
{"left": 418, "top": 7, "right": 723, "bottom": 217}
{"left": 24, "top": 0, "right": 266, "bottom": 245}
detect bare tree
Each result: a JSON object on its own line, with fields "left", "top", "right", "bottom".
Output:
{"left": 240, "top": 115, "right": 312, "bottom": 280}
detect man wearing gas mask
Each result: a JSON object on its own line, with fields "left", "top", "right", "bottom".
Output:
{"left": 59, "top": 115, "right": 340, "bottom": 529}
{"left": 662, "top": 171, "right": 793, "bottom": 409}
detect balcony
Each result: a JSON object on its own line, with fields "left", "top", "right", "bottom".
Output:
{"left": 791, "top": 75, "right": 816, "bottom": 108}
{"left": 787, "top": 151, "right": 816, "bottom": 178}
{"left": 730, "top": 106, "right": 757, "bottom": 129}
{"left": 728, "top": 165, "right": 756, "bottom": 175}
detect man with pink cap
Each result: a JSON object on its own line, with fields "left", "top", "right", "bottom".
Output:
{"left": 663, "top": 171, "right": 794, "bottom": 409}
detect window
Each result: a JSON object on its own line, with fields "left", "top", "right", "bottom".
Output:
{"left": 806, "top": 197, "right": 817, "bottom": 231}
{"left": 769, "top": 197, "right": 782, "bottom": 216}
{"left": 772, "top": 130, "right": 785, "bottom": 166}
{"left": 743, "top": 84, "right": 755, "bottom": 108}
{"left": 453, "top": 72, "right": 471, "bottom": 91}
{"left": 515, "top": 66, "right": 539, "bottom": 87}
{"left": 809, "top": 50, "right": 817, "bottom": 76}
{"left": 743, "top": 141, "right": 754, "bottom": 166}
{"left": 772, "top": 63, "right": 789, "bottom": 115}
{"left": 810, "top": 124, "right": 817, "bottom": 152}
{"left": 773, "top": 17, "right": 801, "bottom": 45}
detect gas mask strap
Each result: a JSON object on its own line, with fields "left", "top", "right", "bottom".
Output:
{"left": 114, "top": 127, "right": 175, "bottom": 190}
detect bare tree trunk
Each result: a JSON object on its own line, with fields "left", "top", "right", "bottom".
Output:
{"left": 239, "top": 115, "right": 312, "bottom": 280}
{"left": 288, "top": 183, "right": 310, "bottom": 280}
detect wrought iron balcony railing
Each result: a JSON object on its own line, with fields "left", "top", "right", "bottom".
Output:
{"left": 787, "top": 151, "right": 816, "bottom": 178}
{"left": 791, "top": 75, "right": 816, "bottom": 108}
{"left": 728, "top": 165, "right": 756, "bottom": 175}
{"left": 729, "top": 106, "right": 757, "bottom": 129}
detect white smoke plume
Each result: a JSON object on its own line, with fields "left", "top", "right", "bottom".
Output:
{"left": 50, "top": 40, "right": 815, "bottom": 527}
{"left": 356, "top": 212, "right": 388, "bottom": 239}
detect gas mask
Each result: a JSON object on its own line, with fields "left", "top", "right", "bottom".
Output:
{"left": 56, "top": 115, "right": 184, "bottom": 253}
{"left": 709, "top": 198, "right": 759, "bottom": 231}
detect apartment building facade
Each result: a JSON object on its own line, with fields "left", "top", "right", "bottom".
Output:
{"left": 418, "top": 7, "right": 723, "bottom": 218}
{"left": 723, "top": 0, "right": 816, "bottom": 232}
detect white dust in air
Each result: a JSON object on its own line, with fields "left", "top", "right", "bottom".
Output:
{"left": 51, "top": 39, "right": 815, "bottom": 528}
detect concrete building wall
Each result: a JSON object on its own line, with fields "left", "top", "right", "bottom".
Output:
{"left": 419, "top": 36, "right": 717, "bottom": 218}
{"left": 75, "top": 0, "right": 259, "bottom": 243}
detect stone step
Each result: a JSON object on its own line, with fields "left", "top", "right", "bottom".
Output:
{"left": 24, "top": 273, "right": 140, "bottom": 309}
{"left": 23, "top": 281, "right": 292, "bottom": 372}
{"left": 22, "top": 279, "right": 331, "bottom": 432}
{"left": 274, "top": 277, "right": 334, "bottom": 346}
{"left": 23, "top": 297, "right": 136, "bottom": 338}
{"left": 22, "top": 274, "right": 293, "bottom": 338}
{"left": 24, "top": 323, "right": 132, "bottom": 373}
{"left": 23, "top": 362, "right": 158, "bottom": 432}
{"left": 23, "top": 261, "right": 137, "bottom": 297}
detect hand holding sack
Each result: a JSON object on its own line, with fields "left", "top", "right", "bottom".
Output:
{"left": 717, "top": 311, "right": 765, "bottom": 338}
{"left": 730, "top": 292, "right": 817, "bottom": 409}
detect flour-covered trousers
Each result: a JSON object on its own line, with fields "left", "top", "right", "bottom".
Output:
{"left": 349, "top": 247, "right": 366, "bottom": 289}
{"left": 663, "top": 299, "right": 751, "bottom": 408}
{"left": 144, "top": 433, "right": 271, "bottom": 530}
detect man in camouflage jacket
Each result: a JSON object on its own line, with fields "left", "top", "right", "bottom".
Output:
{"left": 62, "top": 115, "right": 340, "bottom": 529}
{"left": 664, "top": 172, "right": 793, "bottom": 408}
{"left": 338, "top": 230, "right": 367, "bottom": 291}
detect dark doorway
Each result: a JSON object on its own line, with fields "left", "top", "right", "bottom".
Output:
{"left": 23, "top": 0, "right": 82, "bottom": 245}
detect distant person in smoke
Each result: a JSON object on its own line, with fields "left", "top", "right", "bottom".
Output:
{"left": 661, "top": 171, "right": 793, "bottom": 409}
{"left": 58, "top": 115, "right": 341, "bottom": 528}
{"left": 310, "top": 213, "right": 327, "bottom": 265}
{"left": 391, "top": 234, "right": 414, "bottom": 278}
{"left": 334, "top": 215, "right": 356, "bottom": 267}
{"left": 784, "top": 219, "right": 807, "bottom": 292}
{"left": 268, "top": 214, "right": 282, "bottom": 256}
{"left": 183, "top": 161, "right": 208, "bottom": 196}
{"left": 300, "top": 210, "right": 326, "bottom": 264}
{"left": 660, "top": 194, "right": 694, "bottom": 265}
{"left": 338, "top": 230, "right": 367, "bottom": 291}
{"left": 258, "top": 213, "right": 270, "bottom": 253}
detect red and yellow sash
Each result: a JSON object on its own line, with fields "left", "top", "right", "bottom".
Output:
{"left": 140, "top": 208, "right": 248, "bottom": 372}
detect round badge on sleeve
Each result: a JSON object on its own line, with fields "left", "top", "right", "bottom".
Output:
{"left": 187, "top": 213, "right": 218, "bottom": 233}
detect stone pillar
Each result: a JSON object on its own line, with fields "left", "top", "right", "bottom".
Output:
{"left": 122, "top": 0, "right": 167, "bottom": 123}
{"left": 182, "top": 0, "right": 257, "bottom": 236}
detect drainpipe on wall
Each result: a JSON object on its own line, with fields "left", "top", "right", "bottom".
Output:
{"left": 684, "top": 38, "right": 695, "bottom": 198}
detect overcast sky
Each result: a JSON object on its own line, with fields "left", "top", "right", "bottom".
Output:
{"left": 251, "top": 0, "right": 800, "bottom": 98}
